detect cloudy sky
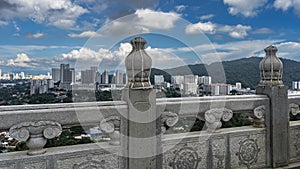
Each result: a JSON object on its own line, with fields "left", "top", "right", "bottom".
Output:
{"left": 0, "top": 0, "right": 300, "bottom": 74}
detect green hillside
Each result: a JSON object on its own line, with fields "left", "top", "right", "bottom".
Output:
{"left": 150, "top": 57, "right": 300, "bottom": 89}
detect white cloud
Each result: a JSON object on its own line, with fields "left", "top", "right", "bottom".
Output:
{"left": 175, "top": 39, "right": 283, "bottom": 64}
{"left": 13, "top": 21, "right": 20, "bottom": 32}
{"left": 185, "top": 22, "right": 217, "bottom": 35}
{"left": 274, "top": 0, "right": 300, "bottom": 16}
{"left": 175, "top": 5, "right": 187, "bottom": 12}
{"left": 223, "top": 0, "right": 268, "bottom": 17}
{"left": 274, "top": 0, "right": 293, "bottom": 11}
{"left": 0, "top": 45, "right": 78, "bottom": 51}
{"left": 0, "top": 20, "right": 8, "bottom": 26}
{"left": 199, "top": 14, "right": 215, "bottom": 20}
{"left": 252, "top": 28, "right": 273, "bottom": 34}
{"left": 102, "top": 9, "right": 180, "bottom": 36}
{"left": 276, "top": 41, "right": 300, "bottom": 59}
{"left": 53, "top": 41, "right": 184, "bottom": 70}
{"left": 26, "top": 33, "right": 45, "bottom": 38}
{"left": 55, "top": 48, "right": 112, "bottom": 62}
{"left": 7, "top": 53, "right": 32, "bottom": 68}
{"left": 145, "top": 46, "right": 185, "bottom": 68}
{"left": 0, "top": 0, "right": 88, "bottom": 29}
{"left": 68, "top": 31, "right": 101, "bottom": 38}
{"left": 135, "top": 9, "right": 180, "bottom": 30}
{"left": 54, "top": 43, "right": 131, "bottom": 70}
{"left": 185, "top": 21, "right": 251, "bottom": 39}
{"left": 219, "top": 24, "right": 252, "bottom": 38}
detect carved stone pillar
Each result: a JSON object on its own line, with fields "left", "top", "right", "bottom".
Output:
{"left": 256, "top": 45, "right": 289, "bottom": 167}
{"left": 121, "top": 37, "right": 162, "bottom": 169}
{"left": 9, "top": 121, "right": 62, "bottom": 155}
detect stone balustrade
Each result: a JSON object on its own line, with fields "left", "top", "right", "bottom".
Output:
{"left": 0, "top": 94, "right": 299, "bottom": 168}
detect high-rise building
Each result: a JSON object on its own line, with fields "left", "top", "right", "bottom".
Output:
{"left": 96, "top": 72, "right": 101, "bottom": 83}
{"left": 101, "top": 70, "right": 109, "bottom": 84}
{"left": 81, "top": 67, "right": 98, "bottom": 84}
{"left": 20, "top": 72, "right": 25, "bottom": 79}
{"left": 115, "top": 70, "right": 124, "bottom": 84}
{"left": 30, "top": 79, "right": 52, "bottom": 95}
{"left": 154, "top": 75, "right": 164, "bottom": 85}
{"left": 184, "top": 83, "right": 198, "bottom": 95}
{"left": 211, "top": 84, "right": 220, "bottom": 96}
{"left": 60, "top": 64, "right": 68, "bottom": 83}
{"left": 0, "top": 69, "right": 2, "bottom": 78}
{"left": 184, "top": 75, "right": 197, "bottom": 84}
{"left": 123, "top": 73, "right": 127, "bottom": 84}
{"left": 59, "top": 64, "right": 75, "bottom": 84}
{"left": 209, "top": 83, "right": 231, "bottom": 96}
{"left": 171, "top": 75, "right": 184, "bottom": 84}
{"left": 198, "top": 76, "right": 212, "bottom": 85}
{"left": 52, "top": 68, "right": 60, "bottom": 82}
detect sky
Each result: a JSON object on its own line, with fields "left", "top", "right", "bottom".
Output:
{"left": 0, "top": 0, "right": 300, "bottom": 74}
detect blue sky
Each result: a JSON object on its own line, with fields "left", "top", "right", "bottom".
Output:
{"left": 0, "top": 0, "right": 300, "bottom": 74}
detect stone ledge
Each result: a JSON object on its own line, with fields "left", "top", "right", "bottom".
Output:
{"left": 163, "top": 125, "right": 265, "bottom": 143}
{"left": 0, "top": 142, "right": 119, "bottom": 162}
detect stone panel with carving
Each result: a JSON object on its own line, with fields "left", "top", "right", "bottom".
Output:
{"left": 163, "top": 141, "right": 207, "bottom": 169}
{"left": 23, "top": 161, "right": 47, "bottom": 169}
{"left": 0, "top": 164, "right": 16, "bottom": 169}
{"left": 211, "top": 137, "right": 226, "bottom": 169}
{"left": 230, "top": 133, "right": 265, "bottom": 169}
{"left": 56, "top": 153, "right": 119, "bottom": 169}
{"left": 289, "top": 129, "right": 300, "bottom": 162}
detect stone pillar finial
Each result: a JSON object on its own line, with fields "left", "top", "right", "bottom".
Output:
{"left": 125, "top": 37, "right": 152, "bottom": 89}
{"left": 259, "top": 45, "right": 283, "bottom": 86}
{"left": 256, "top": 45, "right": 289, "bottom": 167}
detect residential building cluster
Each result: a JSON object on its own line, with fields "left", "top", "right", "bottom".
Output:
{"left": 0, "top": 69, "right": 51, "bottom": 80}
{"left": 81, "top": 68, "right": 126, "bottom": 85}
{"left": 30, "top": 79, "right": 54, "bottom": 95}
{"left": 1, "top": 64, "right": 254, "bottom": 97}
{"left": 154, "top": 74, "right": 248, "bottom": 96}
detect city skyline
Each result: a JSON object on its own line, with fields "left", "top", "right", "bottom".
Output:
{"left": 0, "top": 1, "right": 300, "bottom": 74}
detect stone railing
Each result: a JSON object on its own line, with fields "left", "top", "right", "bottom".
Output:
{"left": 0, "top": 94, "right": 299, "bottom": 168}
{"left": 0, "top": 95, "right": 267, "bottom": 153}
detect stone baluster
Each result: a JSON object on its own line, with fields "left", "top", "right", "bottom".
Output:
{"left": 100, "top": 116, "right": 120, "bottom": 145}
{"left": 198, "top": 108, "right": 233, "bottom": 132}
{"left": 252, "top": 105, "right": 266, "bottom": 128}
{"left": 9, "top": 121, "right": 62, "bottom": 155}
{"left": 161, "top": 111, "right": 179, "bottom": 134}
{"left": 289, "top": 103, "right": 300, "bottom": 116}
{"left": 256, "top": 45, "right": 289, "bottom": 167}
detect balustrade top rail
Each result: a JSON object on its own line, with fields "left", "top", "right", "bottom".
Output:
{"left": 0, "top": 95, "right": 272, "bottom": 130}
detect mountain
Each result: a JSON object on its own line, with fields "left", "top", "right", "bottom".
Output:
{"left": 150, "top": 57, "right": 300, "bottom": 89}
